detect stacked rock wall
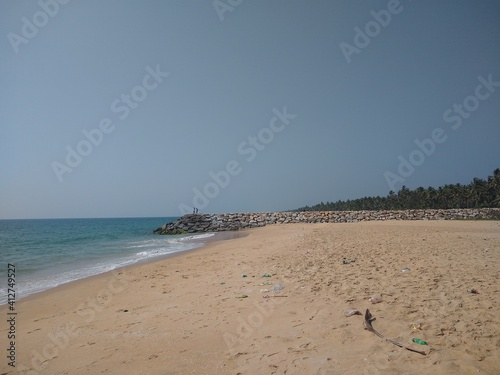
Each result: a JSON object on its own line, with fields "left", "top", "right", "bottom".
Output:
{"left": 153, "top": 208, "right": 500, "bottom": 235}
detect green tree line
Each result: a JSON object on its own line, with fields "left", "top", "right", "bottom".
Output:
{"left": 295, "top": 168, "right": 500, "bottom": 211}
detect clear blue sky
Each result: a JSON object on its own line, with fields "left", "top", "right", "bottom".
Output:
{"left": 1, "top": 0, "right": 499, "bottom": 219}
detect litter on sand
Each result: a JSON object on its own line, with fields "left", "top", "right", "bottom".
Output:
{"left": 342, "top": 258, "right": 356, "bottom": 265}
{"left": 364, "top": 309, "right": 427, "bottom": 355}
{"left": 263, "top": 294, "right": 288, "bottom": 298}
{"left": 270, "top": 283, "right": 285, "bottom": 293}
{"left": 345, "top": 309, "right": 362, "bottom": 317}
{"left": 368, "top": 296, "right": 383, "bottom": 304}
{"left": 412, "top": 338, "right": 428, "bottom": 345}
{"left": 410, "top": 323, "right": 423, "bottom": 331}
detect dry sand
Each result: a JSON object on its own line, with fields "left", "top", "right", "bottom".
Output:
{"left": 1, "top": 220, "right": 499, "bottom": 375}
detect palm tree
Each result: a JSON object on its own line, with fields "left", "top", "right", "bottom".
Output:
{"left": 294, "top": 168, "right": 499, "bottom": 211}
{"left": 397, "top": 186, "right": 411, "bottom": 209}
{"left": 463, "top": 185, "right": 474, "bottom": 208}
{"left": 427, "top": 186, "right": 438, "bottom": 208}
{"left": 414, "top": 187, "right": 427, "bottom": 209}
{"left": 470, "top": 178, "right": 487, "bottom": 207}
{"left": 487, "top": 168, "right": 500, "bottom": 207}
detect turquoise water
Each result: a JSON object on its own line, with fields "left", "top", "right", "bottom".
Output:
{"left": 0, "top": 217, "right": 214, "bottom": 304}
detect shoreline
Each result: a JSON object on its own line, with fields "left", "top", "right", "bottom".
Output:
{"left": 3, "top": 230, "right": 247, "bottom": 307}
{"left": 1, "top": 221, "right": 499, "bottom": 374}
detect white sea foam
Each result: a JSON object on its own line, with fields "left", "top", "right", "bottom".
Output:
{"left": 180, "top": 233, "right": 215, "bottom": 241}
{"left": 0, "top": 229, "right": 212, "bottom": 305}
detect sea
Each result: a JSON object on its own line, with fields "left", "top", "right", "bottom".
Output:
{"left": 0, "top": 217, "right": 215, "bottom": 305}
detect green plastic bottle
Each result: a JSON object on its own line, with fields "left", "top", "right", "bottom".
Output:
{"left": 412, "top": 338, "right": 428, "bottom": 345}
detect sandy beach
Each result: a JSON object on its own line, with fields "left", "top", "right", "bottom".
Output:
{"left": 1, "top": 220, "right": 499, "bottom": 375}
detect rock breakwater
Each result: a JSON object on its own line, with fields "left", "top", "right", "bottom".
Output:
{"left": 153, "top": 208, "right": 500, "bottom": 235}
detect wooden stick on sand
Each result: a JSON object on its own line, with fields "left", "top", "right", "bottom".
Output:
{"left": 364, "top": 309, "right": 427, "bottom": 355}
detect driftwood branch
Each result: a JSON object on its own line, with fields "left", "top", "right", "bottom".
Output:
{"left": 364, "top": 309, "right": 427, "bottom": 355}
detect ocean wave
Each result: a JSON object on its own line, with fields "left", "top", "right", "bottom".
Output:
{"left": 0, "top": 236, "right": 207, "bottom": 305}
{"left": 179, "top": 233, "right": 215, "bottom": 241}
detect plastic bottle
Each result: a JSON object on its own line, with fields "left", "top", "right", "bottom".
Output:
{"left": 412, "top": 338, "right": 428, "bottom": 345}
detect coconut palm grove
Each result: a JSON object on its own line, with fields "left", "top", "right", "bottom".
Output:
{"left": 296, "top": 168, "right": 500, "bottom": 212}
